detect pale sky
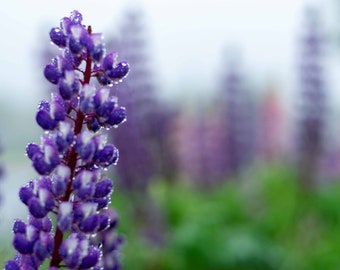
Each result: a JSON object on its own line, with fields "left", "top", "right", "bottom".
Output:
{"left": 0, "top": 0, "right": 339, "bottom": 106}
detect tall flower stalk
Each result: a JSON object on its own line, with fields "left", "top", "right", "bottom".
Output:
{"left": 5, "top": 10, "right": 129, "bottom": 269}
{"left": 108, "top": 9, "right": 161, "bottom": 191}
{"left": 295, "top": 7, "right": 327, "bottom": 188}
{"left": 219, "top": 56, "right": 255, "bottom": 178}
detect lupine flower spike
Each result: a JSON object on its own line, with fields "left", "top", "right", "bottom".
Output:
{"left": 5, "top": 10, "right": 129, "bottom": 270}
{"left": 296, "top": 7, "right": 326, "bottom": 188}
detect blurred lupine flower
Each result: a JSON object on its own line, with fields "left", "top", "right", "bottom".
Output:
{"left": 170, "top": 106, "right": 227, "bottom": 187}
{"left": 107, "top": 8, "right": 173, "bottom": 191}
{"left": 295, "top": 7, "right": 327, "bottom": 187}
{"left": 106, "top": 8, "right": 172, "bottom": 245}
{"left": 257, "top": 88, "right": 286, "bottom": 162}
{"left": 5, "top": 10, "right": 129, "bottom": 270}
{"left": 218, "top": 55, "right": 256, "bottom": 177}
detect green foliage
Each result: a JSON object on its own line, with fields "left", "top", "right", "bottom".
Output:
{"left": 112, "top": 165, "right": 340, "bottom": 270}
{"left": 0, "top": 241, "right": 16, "bottom": 267}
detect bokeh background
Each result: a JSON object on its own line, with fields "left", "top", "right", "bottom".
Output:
{"left": 2, "top": 0, "right": 340, "bottom": 269}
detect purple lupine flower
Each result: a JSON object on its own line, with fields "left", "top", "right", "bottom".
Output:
{"left": 5, "top": 10, "right": 128, "bottom": 269}
{"left": 106, "top": 8, "right": 174, "bottom": 245}
{"left": 217, "top": 54, "right": 256, "bottom": 178}
{"left": 294, "top": 7, "right": 328, "bottom": 188}
{"left": 108, "top": 8, "right": 172, "bottom": 191}
{"left": 170, "top": 107, "right": 229, "bottom": 187}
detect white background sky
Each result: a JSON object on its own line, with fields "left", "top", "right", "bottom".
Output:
{"left": 1, "top": 0, "right": 339, "bottom": 106}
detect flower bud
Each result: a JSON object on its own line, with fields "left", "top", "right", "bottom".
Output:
{"left": 19, "top": 186, "right": 34, "bottom": 206}
{"left": 13, "top": 220, "right": 26, "bottom": 234}
{"left": 68, "top": 25, "right": 88, "bottom": 55}
{"left": 4, "top": 260, "right": 20, "bottom": 270}
{"left": 94, "top": 179, "right": 113, "bottom": 198}
{"left": 58, "top": 70, "right": 81, "bottom": 100}
{"left": 49, "top": 27, "right": 67, "bottom": 47}
{"left": 55, "top": 121, "right": 74, "bottom": 152}
{"left": 105, "top": 106, "right": 127, "bottom": 127}
{"left": 36, "top": 106, "right": 58, "bottom": 130}
{"left": 89, "top": 33, "right": 105, "bottom": 62}
{"left": 93, "top": 144, "right": 119, "bottom": 167}
{"left": 33, "top": 231, "right": 54, "bottom": 261}
{"left": 52, "top": 165, "right": 71, "bottom": 197}
{"left": 102, "top": 52, "right": 118, "bottom": 70}
{"left": 79, "top": 84, "right": 96, "bottom": 113}
{"left": 28, "top": 215, "right": 53, "bottom": 232}
{"left": 73, "top": 170, "right": 95, "bottom": 200}
{"left": 106, "top": 61, "right": 130, "bottom": 81}
{"left": 59, "top": 233, "right": 83, "bottom": 268}
{"left": 80, "top": 245, "right": 100, "bottom": 268}
{"left": 58, "top": 202, "right": 73, "bottom": 232}
{"left": 70, "top": 10, "right": 83, "bottom": 24}
{"left": 75, "top": 130, "right": 96, "bottom": 161}
{"left": 44, "top": 56, "right": 72, "bottom": 84}
{"left": 26, "top": 143, "right": 42, "bottom": 160}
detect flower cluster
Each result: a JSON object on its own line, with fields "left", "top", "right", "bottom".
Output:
{"left": 296, "top": 7, "right": 326, "bottom": 187}
{"left": 5, "top": 10, "right": 129, "bottom": 270}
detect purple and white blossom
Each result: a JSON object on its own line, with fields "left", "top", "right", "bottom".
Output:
{"left": 5, "top": 10, "right": 128, "bottom": 270}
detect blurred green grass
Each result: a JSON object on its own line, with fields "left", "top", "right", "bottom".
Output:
{"left": 112, "top": 164, "right": 340, "bottom": 270}
{"left": 2, "top": 164, "right": 340, "bottom": 269}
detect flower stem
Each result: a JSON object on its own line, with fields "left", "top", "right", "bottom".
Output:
{"left": 50, "top": 31, "right": 93, "bottom": 267}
